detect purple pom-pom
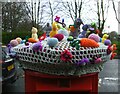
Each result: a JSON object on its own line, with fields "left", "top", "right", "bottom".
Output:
{"left": 32, "top": 42, "right": 42, "bottom": 52}
{"left": 77, "top": 58, "right": 89, "bottom": 65}
{"left": 104, "top": 39, "right": 111, "bottom": 46}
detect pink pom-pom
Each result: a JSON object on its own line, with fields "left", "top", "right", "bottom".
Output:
{"left": 88, "top": 34, "right": 100, "bottom": 42}
{"left": 10, "top": 39, "right": 18, "bottom": 47}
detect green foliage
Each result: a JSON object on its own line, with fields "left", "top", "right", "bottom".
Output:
{"left": 2, "top": 31, "right": 43, "bottom": 45}
{"left": 111, "top": 40, "right": 120, "bottom": 55}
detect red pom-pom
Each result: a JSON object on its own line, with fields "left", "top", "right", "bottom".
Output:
{"left": 53, "top": 34, "right": 64, "bottom": 41}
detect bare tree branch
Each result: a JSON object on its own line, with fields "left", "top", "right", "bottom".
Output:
{"left": 112, "top": 0, "right": 120, "bottom": 24}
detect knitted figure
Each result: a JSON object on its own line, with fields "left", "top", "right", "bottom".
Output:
{"left": 31, "top": 27, "right": 39, "bottom": 41}
{"left": 78, "top": 24, "right": 89, "bottom": 38}
{"left": 69, "top": 18, "right": 83, "bottom": 38}
{"left": 49, "top": 22, "right": 58, "bottom": 37}
{"left": 102, "top": 34, "right": 109, "bottom": 43}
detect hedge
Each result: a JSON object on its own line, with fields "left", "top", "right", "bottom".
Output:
{"left": 111, "top": 40, "right": 120, "bottom": 55}
{"left": 2, "top": 31, "right": 43, "bottom": 45}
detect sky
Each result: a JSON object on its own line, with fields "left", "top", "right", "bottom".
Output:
{"left": 104, "top": 1, "right": 118, "bottom": 34}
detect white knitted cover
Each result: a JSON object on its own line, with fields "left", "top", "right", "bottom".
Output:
{"left": 12, "top": 40, "right": 110, "bottom": 76}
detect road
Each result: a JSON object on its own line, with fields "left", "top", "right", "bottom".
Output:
{"left": 1, "top": 59, "right": 120, "bottom": 93}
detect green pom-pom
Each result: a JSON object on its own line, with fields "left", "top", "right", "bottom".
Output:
{"left": 67, "top": 36, "right": 74, "bottom": 41}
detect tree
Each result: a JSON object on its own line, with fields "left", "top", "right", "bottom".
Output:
{"left": 24, "top": 0, "right": 49, "bottom": 31}
{"left": 112, "top": 0, "right": 120, "bottom": 24}
{"left": 45, "top": 0, "right": 62, "bottom": 24}
{"left": 96, "top": 0, "right": 110, "bottom": 36}
{"left": 60, "top": 0, "right": 84, "bottom": 22}
{"left": 2, "top": 2, "right": 28, "bottom": 32}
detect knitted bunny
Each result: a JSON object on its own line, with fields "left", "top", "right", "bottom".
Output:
{"left": 31, "top": 27, "right": 39, "bottom": 41}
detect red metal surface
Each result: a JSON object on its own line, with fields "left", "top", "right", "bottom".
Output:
{"left": 25, "top": 70, "right": 98, "bottom": 94}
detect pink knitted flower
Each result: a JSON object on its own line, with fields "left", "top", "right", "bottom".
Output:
{"left": 60, "top": 50, "right": 72, "bottom": 62}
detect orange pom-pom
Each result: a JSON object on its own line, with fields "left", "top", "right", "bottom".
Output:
{"left": 80, "top": 38, "right": 99, "bottom": 48}
{"left": 28, "top": 38, "right": 37, "bottom": 43}
{"left": 70, "top": 26, "right": 75, "bottom": 32}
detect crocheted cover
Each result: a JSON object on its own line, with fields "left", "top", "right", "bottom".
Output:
{"left": 12, "top": 40, "right": 110, "bottom": 76}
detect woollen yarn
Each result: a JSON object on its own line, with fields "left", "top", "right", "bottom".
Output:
{"left": 104, "top": 39, "right": 111, "bottom": 46}
{"left": 10, "top": 39, "right": 19, "bottom": 47}
{"left": 58, "top": 29, "right": 69, "bottom": 37}
{"left": 16, "top": 37, "right": 22, "bottom": 44}
{"left": 47, "top": 38, "right": 58, "bottom": 47}
{"left": 80, "top": 38, "right": 99, "bottom": 47}
{"left": 32, "top": 42, "right": 42, "bottom": 52}
{"left": 53, "top": 34, "right": 64, "bottom": 41}
{"left": 88, "top": 33, "right": 100, "bottom": 42}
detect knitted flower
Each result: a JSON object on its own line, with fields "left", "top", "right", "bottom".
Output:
{"left": 60, "top": 50, "right": 72, "bottom": 62}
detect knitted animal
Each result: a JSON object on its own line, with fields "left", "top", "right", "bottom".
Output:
{"left": 31, "top": 27, "right": 39, "bottom": 41}
{"left": 78, "top": 24, "right": 89, "bottom": 38}
{"left": 69, "top": 18, "right": 83, "bottom": 38}
{"left": 102, "top": 34, "right": 109, "bottom": 43}
{"left": 49, "top": 22, "right": 58, "bottom": 37}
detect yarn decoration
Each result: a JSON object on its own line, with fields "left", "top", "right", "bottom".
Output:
{"left": 80, "top": 38, "right": 99, "bottom": 48}
{"left": 53, "top": 34, "right": 64, "bottom": 41}
{"left": 60, "top": 49, "right": 73, "bottom": 62}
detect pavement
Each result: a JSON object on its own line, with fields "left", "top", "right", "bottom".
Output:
{"left": 1, "top": 59, "right": 120, "bottom": 93}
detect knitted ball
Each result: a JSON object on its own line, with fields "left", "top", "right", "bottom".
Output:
{"left": 16, "top": 37, "right": 22, "bottom": 44}
{"left": 53, "top": 34, "right": 64, "bottom": 41}
{"left": 88, "top": 33, "right": 100, "bottom": 42}
{"left": 10, "top": 39, "right": 18, "bottom": 47}
{"left": 78, "top": 34, "right": 85, "bottom": 38}
{"left": 32, "top": 42, "right": 42, "bottom": 52}
{"left": 67, "top": 36, "right": 74, "bottom": 41}
{"left": 47, "top": 38, "right": 58, "bottom": 47}
{"left": 104, "top": 39, "right": 111, "bottom": 46}
{"left": 58, "top": 29, "right": 69, "bottom": 37}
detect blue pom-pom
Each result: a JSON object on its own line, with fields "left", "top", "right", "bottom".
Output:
{"left": 47, "top": 38, "right": 58, "bottom": 47}
{"left": 20, "top": 40, "right": 26, "bottom": 44}
{"left": 99, "top": 38, "right": 102, "bottom": 42}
